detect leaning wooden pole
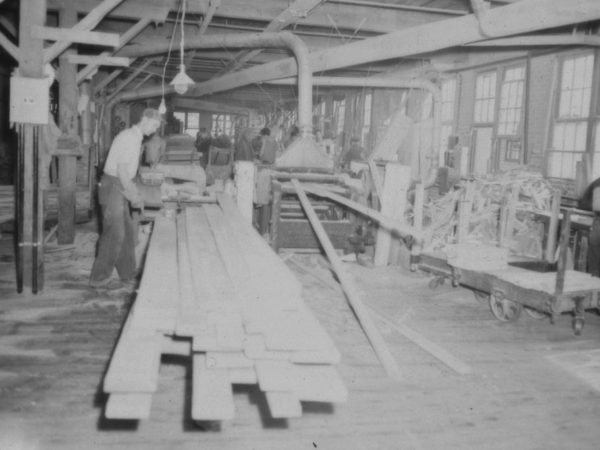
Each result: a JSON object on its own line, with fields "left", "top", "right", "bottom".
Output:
{"left": 292, "top": 179, "right": 402, "bottom": 380}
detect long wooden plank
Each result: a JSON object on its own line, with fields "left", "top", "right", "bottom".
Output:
{"left": 368, "top": 306, "right": 472, "bottom": 376}
{"left": 31, "top": 25, "right": 120, "bottom": 47}
{"left": 103, "top": 332, "right": 163, "bottom": 393}
{"left": 265, "top": 391, "right": 302, "bottom": 419}
{"left": 105, "top": 393, "right": 153, "bottom": 420}
{"left": 191, "top": 354, "right": 235, "bottom": 421}
{"left": 292, "top": 179, "right": 402, "bottom": 381}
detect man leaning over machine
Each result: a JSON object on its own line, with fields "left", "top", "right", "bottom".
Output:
{"left": 89, "top": 108, "right": 163, "bottom": 289}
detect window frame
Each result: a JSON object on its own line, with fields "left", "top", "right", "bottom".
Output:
{"left": 547, "top": 50, "right": 597, "bottom": 180}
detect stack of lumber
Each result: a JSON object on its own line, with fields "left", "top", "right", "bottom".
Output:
{"left": 421, "top": 170, "right": 553, "bottom": 258}
{"left": 103, "top": 193, "right": 346, "bottom": 422}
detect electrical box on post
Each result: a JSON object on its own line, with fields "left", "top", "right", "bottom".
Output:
{"left": 10, "top": 76, "right": 50, "bottom": 124}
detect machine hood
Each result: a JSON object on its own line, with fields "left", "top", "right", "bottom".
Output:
{"left": 275, "top": 135, "right": 333, "bottom": 170}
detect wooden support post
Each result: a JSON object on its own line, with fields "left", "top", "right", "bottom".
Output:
{"left": 18, "top": 0, "right": 46, "bottom": 292}
{"left": 233, "top": 161, "right": 255, "bottom": 224}
{"left": 80, "top": 81, "right": 92, "bottom": 189}
{"left": 545, "top": 189, "right": 561, "bottom": 263}
{"left": 457, "top": 181, "right": 475, "bottom": 244}
{"left": 292, "top": 179, "right": 402, "bottom": 380}
{"left": 57, "top": 7, "right": 79, "bottom": 245}
{"left": 555, "top": 209, "right": 571, "bottom": 296}
{"left": 410, "top": 182, "right": 424, "bottom": 270}
{"left": 270, "top": 181, "right": 282, "bottom": 251}
{"left": 374, "top": 163, "right": 411, "bottom": 266}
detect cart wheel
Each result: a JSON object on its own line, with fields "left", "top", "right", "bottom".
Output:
{"left": 473, "top": 290, "right": 489, "bottom": 304}
{"left": 489, "top": 293, "right": 522, "bottom": 322}
{"left": 524, "top": 307, "right": 547, "bottom": 320}
{"left": 573, "top": 318, "right": 584, "bottom": 336}
{"left": 428, "top": 276, "right": 445, "bottom": 289}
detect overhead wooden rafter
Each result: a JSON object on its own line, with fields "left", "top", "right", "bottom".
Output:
{"left": 219, "top": 0, "right": 325, "bottom": 74}
{"left": 43, "top": 0, "right": 124, "bottom": 63}
{"left": 32, "top": 25, "right": 120, "bottom": 47}
{"left": 68, "top": 55, "right": 130, "bottom": 66}
{"left": 106, "top": 59, "right": 156, "bottom": 103}
{"left": 184, "top": 0, "right": 222, "bottom": 67}
{"left": 0, "top": 30, "right": 20, "bottom": 61}
{"left": 77, "top": 18, "right": 152, "bottom": 83}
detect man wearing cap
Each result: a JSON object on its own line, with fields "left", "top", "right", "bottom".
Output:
{"left": 90, "top": 108, "right": 162, "bottom": 288}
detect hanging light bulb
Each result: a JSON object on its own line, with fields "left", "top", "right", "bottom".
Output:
{"left": 169, "top": 0, "right": 194, "bottom": 95}
{"left": 170, "top": 64, "right": 195, "bottom": 94}
{"left": 158, "top": 97, "right": 167, "bottom": 114}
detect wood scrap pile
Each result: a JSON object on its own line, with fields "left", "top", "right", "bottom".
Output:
{"left": 420, "top": 170, "right": 554, "bottom": 259}
{"left": 103, "top": 193, "right": 346, "bottom": 422}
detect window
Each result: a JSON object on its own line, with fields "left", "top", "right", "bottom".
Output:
{"left": 497, "top": 65, "right": 525, "bottom": 136}
{"left": 361, "top": 92, "right": 372, "bottom": 146}
{"left": 548, "top": 53, "right": 595, "bottom": 179}
{"left": 334, "top": 99, "right": 346, "bottom": 135}
{"left": 474, "top": 71, "right": 497, "bottom": 123}
{"left": 173, "top": 111, "right": 200, "bottom": 138}
{"left": 440, "top": 78, "right": 457, "bottom": 154}
{"left": 211, "top": 114, "right": 235, "bottom": 136}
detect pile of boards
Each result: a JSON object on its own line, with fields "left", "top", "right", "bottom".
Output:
{"left": 421, "top": 170, "right": 554, "bottom": 258}
{"left": 103, "top": 193, "right": 346, "bottom": 422}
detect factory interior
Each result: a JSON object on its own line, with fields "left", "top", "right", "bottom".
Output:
{"left": 2, "top": 0, "right": 600, "bottom": 448}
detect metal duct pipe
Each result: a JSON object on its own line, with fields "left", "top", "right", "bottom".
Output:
{"left": 470, "top": 0, "right": 493, "bottom": 37}
{"left": 113, "top": 31, "right": 313, "bottom": 136}
{"left": 269, "top": 76, "right": 441, "bottom": 187}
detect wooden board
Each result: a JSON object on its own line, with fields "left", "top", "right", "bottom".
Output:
{"left": 103, "top": 332, "right": 163, "bottom": 393}
{"left": 105, "top": 393, "right": 153, "bottom": 420}
{"left": 191, "top": 354, "right": 235, "bottom": 421}
{"left": 265, "top": 391, "right": 302, "bottom": 418}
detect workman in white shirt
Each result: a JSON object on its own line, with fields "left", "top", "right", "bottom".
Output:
{"left": 90, "top": 108, "right": 162, "bottom": 288}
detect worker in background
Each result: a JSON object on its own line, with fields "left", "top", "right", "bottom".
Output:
{"left": 579, "top": 177, "right": 600, "bottom": 276}
{"left": 339, "top": 136, "right": 366, "bottom": 170}
{"left": 235, "top": 128, "right": 255, "bottom": 161}
{"left": 257, "top": 127, "right": 280, "bottom": 165}
{"left": 283, "top": 125, "right": 300, "bottom": 148}
{"left": 89, "top": 108, "right": 163, "bottom": 289}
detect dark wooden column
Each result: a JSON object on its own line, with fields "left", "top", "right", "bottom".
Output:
{"left": 57, "top": 6, "right": 78, "bottom": 244}
{"left": 17, "top": 0, "right": 46, "bottom": 292}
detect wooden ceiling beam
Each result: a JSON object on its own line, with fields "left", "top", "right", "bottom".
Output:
{"left": 47, "top": 0, "right": 169, "bottom": 22}
{"left": 32, "top": 25, "right": 120, "bottom": 47}
{"left": 171, "top": 97, "right": 250, "bottom": 115}
{"left": 0, "top": 29, "right": 20, "bottom": 61}
{"left": 77, "top": 18, "right": 151, "bottom": 82}
{"left": 221, "top": 0, "right": 325, "bottom": 73}
{"left": 44, "top": 0, "right": 124, "bottom": 63}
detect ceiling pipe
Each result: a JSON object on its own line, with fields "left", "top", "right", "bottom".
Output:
{"left": 269, "top": 76, "right": 441, "bottom": 187}
{"left": 113, "top": 31, "right": 313, "bottom": 136}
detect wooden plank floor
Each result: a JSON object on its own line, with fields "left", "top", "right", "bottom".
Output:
{"left": 1, "top": 226, "right": 600, "bottom": 449}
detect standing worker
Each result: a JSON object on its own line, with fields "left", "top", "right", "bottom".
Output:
{"left": 90, "top": 108, "right": 163, "bottom": 288}
{"left": 339, "top": 136, "right": 365, "bottom": 170}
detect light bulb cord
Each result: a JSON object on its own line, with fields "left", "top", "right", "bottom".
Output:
{"left": 161, "top": 0, "right": 183, "bottom": 100}
{"left": 180, "top": 0, "right": 186, "bottom": 69}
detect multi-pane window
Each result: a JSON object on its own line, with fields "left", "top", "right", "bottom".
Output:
{"left": 361, "top": 92, "right": 372, "bottom": 146}
{"left": 173, "top": 111, "right": 200, "bottom": 138}
{"left": 474, "top": 71, "right": 497, "bottom": 123}
{"left": 440, "top": 78, "right": 457, "bottom": 155}
{"left": 334, "top": 99, "right": 346, "bottom": 135}
{"left": 497, "top": 65, "right": 525, "bottom": 136}
{"left": 211, "top": 114, "right": 235, "bottom": 136}
{"left": 548, "top": 53, "right": 594, "bottom": 179}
